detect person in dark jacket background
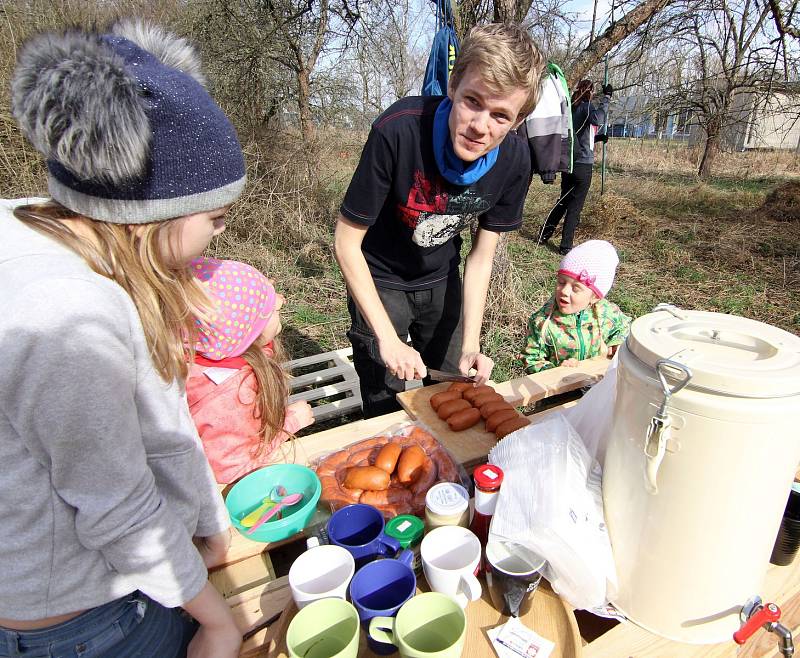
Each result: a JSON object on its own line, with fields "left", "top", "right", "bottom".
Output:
{"left": 538, "top": 79, "right": 612, "bottom": 254}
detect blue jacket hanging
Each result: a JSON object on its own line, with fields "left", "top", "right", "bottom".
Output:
{"left": 422, "top": 0, "right": 459, "bottom": 96}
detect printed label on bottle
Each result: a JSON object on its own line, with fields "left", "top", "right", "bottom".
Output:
{"left": 475, "top": 488, "right": 499, "bottom": 515}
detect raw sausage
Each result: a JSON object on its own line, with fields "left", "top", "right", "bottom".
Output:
{"left": 485, "top": 408, "right": 520, "bottom": 432}
{"left": 430, "top": 390, "right": 462, "bottom": 411}
{"left": 374, "top": 442, "right": 402, "bottom": 474}
{"left": 447, "top": 407, "right": 481, "bottom": 431}
{"left": 320, "top": 475, "right": 361, "bottom": 509}
{"left": 397, "top": 444, "right": 428, "bottom": 483}
{"left": 471, "top": 392, "right": 503, "bottom": 408}
{"left": 344, "top": 466, "right": 391, "bottom": 490}
{"left": 409, "top": 457, "right": 437, "bottom": 495}
{"left": 437, "top": 398, "right": 471, "bottom": 420}
{"left": 431, "top": 449, "right": 458, "bottom": 482}
{"left": 346, "top": 446, "right": 378, "bottom": 467}
{"left": 448, "top": 382, "right": 473, "bottom": 393}
{"left": 495, "top": 416, "right": 531, "bottom": 439}
{"left": 315, "top": 449, "right": 348, "bottom": 477}
{"left": 463, "top": 385, "right": 495, "bottom": 403}
{"left": 407, "top": 427, "right": 438, "bottom": 452}
{"left": 360, "top": 488, "right": 412, "bottom": 507}
{"left": 480, "top": 400, "right": 514, "bottom": 419}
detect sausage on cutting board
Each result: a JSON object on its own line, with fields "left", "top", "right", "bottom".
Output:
{"left": 447, "top": 407, "right": 481, "bottom": 431}
{"left": 437, "top": 398, "right": 471, "bottom": 420}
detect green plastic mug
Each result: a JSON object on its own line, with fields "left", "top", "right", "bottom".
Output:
{"left": 286, "top": 598, "right": 359, "bottom": 658}
{"left": 368, "top": 592, "right": 466, "bottom": 657}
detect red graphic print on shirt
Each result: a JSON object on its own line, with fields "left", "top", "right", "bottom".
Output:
{"left": 398, "top": 171, "right": 449, "bottom": 229}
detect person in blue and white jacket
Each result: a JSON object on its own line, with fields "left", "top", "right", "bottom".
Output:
{"left": 539, "top": 80, "right": 613, "bottom": 254}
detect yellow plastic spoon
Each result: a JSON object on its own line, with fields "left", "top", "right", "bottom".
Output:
{"left": 240, "top": 486, "right": 285, "bottom": 527}
{"left": 240, "top": 498, "right": 276, "bottom": 528}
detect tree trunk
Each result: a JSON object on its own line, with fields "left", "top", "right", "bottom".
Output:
{"left": 698, "top": 127, "right": 720, "bottom": 179}
{"left": 567, "top": 0, "right": 673, "bottom": 87}
{"left": 493, "top": 0, "right": 534, "bottom": 23}
{"left": 297, "top": 67, "right": 315, "bottom": 145}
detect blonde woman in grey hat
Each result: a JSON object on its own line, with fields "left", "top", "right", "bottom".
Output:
{"left": 0, "top": 20, "right": 248, "bottom": 657}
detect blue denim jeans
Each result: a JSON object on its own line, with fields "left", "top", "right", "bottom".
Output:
{"left": 0, "top": 592, "right": 197, "bottom": 658}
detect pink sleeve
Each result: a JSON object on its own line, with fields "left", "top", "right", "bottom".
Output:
{"left": 282, "top": 408, "right": 305, "bottom": 435}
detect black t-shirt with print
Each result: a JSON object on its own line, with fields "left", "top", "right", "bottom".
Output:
{"left": 340, "top": 95, "right": 531, "bottom": 291}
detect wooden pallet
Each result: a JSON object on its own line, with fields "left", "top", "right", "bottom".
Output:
{"left": 286, "top": 348, "right": 362, "bottom": 422}
{"left": 286, "top": 347, "right": 422, "bottom": 422}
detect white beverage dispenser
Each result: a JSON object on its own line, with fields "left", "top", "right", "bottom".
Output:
{"left": 603, "top": 305, "right": 800, "bottom": 644}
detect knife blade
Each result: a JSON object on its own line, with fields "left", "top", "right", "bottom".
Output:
{"left": 427, "top": 369, "right": 477, "bottom": 383}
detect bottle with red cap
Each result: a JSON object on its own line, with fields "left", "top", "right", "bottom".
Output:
{"left": 469, "top": 463, "right": 504, "bottom": 574}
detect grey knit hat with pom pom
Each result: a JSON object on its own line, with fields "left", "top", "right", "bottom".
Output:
{"left": 11, "top": 20, "right": 246, "bottom": 223}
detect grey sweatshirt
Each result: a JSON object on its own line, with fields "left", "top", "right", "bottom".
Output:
{"left": 572, "top": 95, "right": 610, "bottom": 164}
{"left": 0, "top": 198, "right": 230, "bottom": 620}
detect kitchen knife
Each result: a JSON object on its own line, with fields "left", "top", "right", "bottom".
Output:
{"left": 427, "top": 369, "right": 477, "bottom": 383}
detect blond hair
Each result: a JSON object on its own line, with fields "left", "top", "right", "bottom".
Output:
{"left": 449, "top": 23, "right": 546, "bottom": 120}
{"left": 241, "top": 337, "right": 295, "bottom": 459}
{"left": 14, "top": 201, "right": 211, "bottom": 383}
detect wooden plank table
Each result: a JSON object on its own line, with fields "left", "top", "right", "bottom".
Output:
{"left": 213, "top": 359, "right": 800, "bottom": 658}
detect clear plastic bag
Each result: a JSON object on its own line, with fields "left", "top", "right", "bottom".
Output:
{"left": 311, "top": 421, "right": 468, "bottom": 518}
{"left": 487, "top": 414, "right": 617, "bottom": 610}
{"left": 562, "top": 352, "right": 619, "bottom": 467}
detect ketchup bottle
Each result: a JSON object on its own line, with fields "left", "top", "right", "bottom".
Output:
{"left": 470, "top": 463, "right": 504, "bottom": 574}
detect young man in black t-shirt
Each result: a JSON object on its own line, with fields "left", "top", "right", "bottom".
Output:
{"left": 335, "top": 23, "right": 545, "bottom": 417}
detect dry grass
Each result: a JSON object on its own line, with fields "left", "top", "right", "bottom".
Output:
{"left": 1, "top": 8, "right": 797, "bottom": 389}
{"left": 759, "top": 181, "right": 800, "bottom": 222}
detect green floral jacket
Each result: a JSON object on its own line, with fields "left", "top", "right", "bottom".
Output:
{"left": 521, "top": 298, "right": 631, "bottom": 373}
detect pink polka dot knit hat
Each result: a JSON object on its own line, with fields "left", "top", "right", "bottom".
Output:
{"left": 558, "top": 240, "right": 619, "bottom": 298}
{"left": 192, "top": 257, "right": 276, "bottom": 360}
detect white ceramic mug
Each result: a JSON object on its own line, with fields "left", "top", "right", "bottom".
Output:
{"left": 420, "top": 526, "right": 482, "bottom": 608}
{"left": 289, "top": 544, "right": 355, "bottom": 609}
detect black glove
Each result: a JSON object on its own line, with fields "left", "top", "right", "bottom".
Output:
{"left": 603, "top": 83, "right": 614, "bottom": 97}
{"left": 595, "top": 133, "right": 609, "bottom": 144}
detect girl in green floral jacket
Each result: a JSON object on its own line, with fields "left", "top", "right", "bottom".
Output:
{"left": 522, "top": 240, "right": 631, "bottom": 373}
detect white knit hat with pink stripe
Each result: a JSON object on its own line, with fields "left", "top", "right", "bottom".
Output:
{"left": 558, "top": 240, "right": 619, "bottom": 298}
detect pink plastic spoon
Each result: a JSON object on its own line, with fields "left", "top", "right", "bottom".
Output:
{"left": 245, "top": 492, "right": 303, "bottom": 535}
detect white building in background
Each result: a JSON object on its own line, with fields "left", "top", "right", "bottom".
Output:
{"left": 689, "top": 83, "right": 800, "bottom": 152}
{"left": 606, "top": 85, "right": 800, "bottom": 151}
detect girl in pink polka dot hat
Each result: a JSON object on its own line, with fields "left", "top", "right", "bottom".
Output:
{"left": 187, "top": 257, "right": 314, "bottom": 484}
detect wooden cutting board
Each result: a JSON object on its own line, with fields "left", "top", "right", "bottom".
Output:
{"left": 396, "top": 357, "right": 610, "bottom": 469}
{"left": 395, "top": 380, "right": 499, "bottom": 468}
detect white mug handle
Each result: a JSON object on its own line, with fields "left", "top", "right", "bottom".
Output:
{"left": 459, "top": 572, "right": 482, "bottom": 602}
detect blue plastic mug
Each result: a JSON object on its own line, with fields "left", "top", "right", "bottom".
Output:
{"left": 349, "top": 549, "right": 416, "bottom": 655}
{"left": 327, "top": 504, "right": 401, "bottom": 568}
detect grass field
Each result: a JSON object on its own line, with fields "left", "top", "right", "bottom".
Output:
{"left": 207, "top": 135, "right": 800, "bottom": 385}
{"left": 2, "top": 128, "right": 798, "bottom": 392}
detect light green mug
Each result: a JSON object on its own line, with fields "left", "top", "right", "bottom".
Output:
{"left": 286, "top": 598, "right": 359, "bottom": 658}
{"left": 368, "top": 592, "right": 466, "bottom": 657}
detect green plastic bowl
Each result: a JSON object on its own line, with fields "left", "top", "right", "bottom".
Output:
{"left": 225, "top": 464, "right": 321, "bottom": 543}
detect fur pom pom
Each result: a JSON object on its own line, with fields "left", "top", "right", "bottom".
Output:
{"left": 11, "top": 30, "right": 151, "bottom": 184}
{"left": 112, "top": 19, "right": 206, "bottom": 87}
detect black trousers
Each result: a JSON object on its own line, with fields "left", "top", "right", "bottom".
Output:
{"left": 541, "top": 162, "right": 593, "bottom": 252}
{"left": 347, "top": 272, "right": 463, "bottom": 418}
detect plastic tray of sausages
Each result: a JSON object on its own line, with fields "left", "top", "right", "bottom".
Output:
{"left": 314, "top": 422, "right": 469, "bottom": 518}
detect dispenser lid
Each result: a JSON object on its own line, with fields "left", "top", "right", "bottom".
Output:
{"left": 627, "top": 306, "right": 800, "bottom": 398}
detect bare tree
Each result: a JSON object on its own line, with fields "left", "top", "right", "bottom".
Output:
{"left": 658, "top": 0, "right": 787, "bottom": 177}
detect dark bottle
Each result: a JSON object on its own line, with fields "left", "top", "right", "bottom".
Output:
{"left": 469, "top": 463, "right": 504, "bottom": 574}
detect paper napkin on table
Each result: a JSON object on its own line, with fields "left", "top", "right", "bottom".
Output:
{"left": 488, "top": 615, "right": 554, "bottom": 658}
